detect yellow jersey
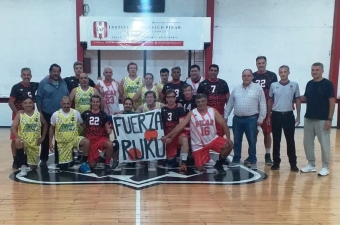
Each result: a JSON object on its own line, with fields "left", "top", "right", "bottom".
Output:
{"left": 141, "top": 86, "right": 159, "bottom": 103}
{"left": 123, "top": 76, "right": 143, "bottom": 99}
{"left": 18, "top": 111, "right": 41, "bottom": 141}
{"left": 55, "top": 109, "right": 78, "bottom": 143}
{"left": 75, "top": 87, "right": 94, "bottom": 114}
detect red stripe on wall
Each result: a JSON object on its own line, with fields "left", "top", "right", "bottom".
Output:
{"left": 204, "top": 0, "right": 214, "bottom": 78}
{"left": 76, "top": 0, "right": 84, "bottom": 62}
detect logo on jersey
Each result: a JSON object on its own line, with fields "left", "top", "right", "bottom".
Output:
{"left": 93, "top": 21, "right": 108, "bottom": 39}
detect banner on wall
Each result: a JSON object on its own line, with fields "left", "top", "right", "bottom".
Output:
{"left": 80, "top": 17, "right": 210, "bottom": 50}
{"left": 112, "top": 109, "right": 165, "bottom": 163}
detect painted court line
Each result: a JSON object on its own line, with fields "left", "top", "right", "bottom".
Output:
{"left": 136, "top": 190, "right": 141, "bottom": 225}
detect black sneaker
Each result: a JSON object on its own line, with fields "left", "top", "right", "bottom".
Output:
{"left": 290, "top": 165, "right": 299, "bottom": 172}
{"left": 12, "top": 159, "right": 19, "bottom": 169}
{"left": 271, "top": 164, "right": 280, "bottom": 170}
{"left": 104, "top": 165, "right": 112, "bottom": 173}
{"left": 39, "top": 160, "right": 47, "bottom": 168}
{"left": 265, "top": 153, "right": 273, "bottom": 166}
{"left": 112, "top": 161, "right": 119, "bottom": 169}
{"left": 214, "top": 160, "right": 226, "bottom": 175}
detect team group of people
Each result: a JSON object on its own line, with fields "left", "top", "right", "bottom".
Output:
{"left": 8, "top": 56, "right": 335, "bottom": 177}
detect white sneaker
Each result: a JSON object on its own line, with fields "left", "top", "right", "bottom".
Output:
{"left": 228, "top": 162, "right": 240, "bottom": 168}
{"left": 18, "top": 165, "right": 28, "bottom": 176}
{"left": 205, "top": 159, "right": 215, "bottom": 166}
{"left": 300, "top": 164, "right": 317, "bottom": 173}
{"left": 318, "top": 167, "right": 329, "bottom": 176}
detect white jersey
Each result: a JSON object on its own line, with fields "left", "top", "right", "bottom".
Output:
{"left": 190, "top": 107, "right": 218, "bottom": 151}
{"left": 98, "top": 80, "right": 120, "bottom": 115}
{"left": 186, "top": 76, "right": 204, "bottom": 95}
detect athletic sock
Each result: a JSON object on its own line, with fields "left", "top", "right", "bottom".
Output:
{"left": 266, "top": 149, "right": 270, "bottom": 154}
{"left": 82, "top": 156, "right": 88, "bottom": 163}
{"left": 181, "top": 153, "right": 188, "bottom": 162}
{"left": 105, "top": 157, "right": 111, "bottom": 165}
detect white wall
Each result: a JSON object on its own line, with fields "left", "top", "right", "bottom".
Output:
{"left": 83, "top": 0, "right": 207, "bottom": 83}
{"left": 0, "top": 0, "right": 77, "bottom": 126}
{"left": 213, "top": 0, "right": 335, "bottom": 95}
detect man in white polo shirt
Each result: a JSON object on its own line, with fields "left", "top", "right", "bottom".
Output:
{"left": 268, "top": 65, "right": 300, "bottom": 171}
{"left": 224, "top": 69, "right": 266, "bottom": 170}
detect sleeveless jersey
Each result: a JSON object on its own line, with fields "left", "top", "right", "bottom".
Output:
{"left": 55, "top": 109, "right": 78, "bottom": 143}
{"left": 141, "top": 86, "right": 159, "bottom": 103}
{"left": 190, "top": 107, "right": 217, "bottom": 151}
{"left": 186, "top": 77, "right": 204, "bottom": 95}
{"left": 18, "top": 111, "right": 41, "bottom": 141}
{"left": 156, "top": 82, "right": 164, "bottom": 90}
{"left": 98, "top": 80, "right": 120, "bottom": 114}
{"left": 75, "top": 87, "right": 94, "bottom": 114}
{"left": 123, "top": 76, "right": 143, "bottom": 99}
{"left": 143, "top": 102, "right": 161, "bottom": 112}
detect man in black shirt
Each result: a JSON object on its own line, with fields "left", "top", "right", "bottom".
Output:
{"left": 8, "top": 68, "right": 39, "bottom": 168}
{"left": 300, "top": 62, "right": 335, "bottom": 176}
{"left": 178, "top": 84, "right": 197, "bottom": 114}
{"left": 161, "top": 67, "right": 186, "bottom": 102}
{"left": 64, "top": 61, "right": 96, "bottom": 92}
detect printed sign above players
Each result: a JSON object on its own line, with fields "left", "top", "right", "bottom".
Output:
{"left": 80, "top": 17, "right": 211, "bottom": 50}
{"left": 112, "top": 109, "right": 165, "bottom": 163}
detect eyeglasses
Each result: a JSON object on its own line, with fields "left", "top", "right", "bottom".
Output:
{"left": 166, "top": 96, "right": 176, "bottom": 98}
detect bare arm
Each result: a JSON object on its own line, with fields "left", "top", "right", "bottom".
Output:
{"left": 69, "top": 88, "right": 76, "bottom": 106}
{"left": 8, "top": 98, "right": 18, "bottom": 114}
{"left": 328, "top": 97, "right": 335, "bottom": 120}
{"left": 266, "top": 98, "right": 273, "bottom": 125}
{"left": 10, "top": 112, "right": 21, "bottom": 140}
{"left": 38, "top": 113, "right": 48, "bottom": 145}
{"left": 132, "top": 88, "right": 142, "bottom": 109}
{"left": 135, "top": 105, "right": 143, "bottom": 113}
{"left": 300, "top": 95, "right": 307, "bottom": 103}
{"left": 119, "top": 78, "right": 125, "bottom": 102}
{"left": 214, "top": 109, "right": 230, "bottom": 140}
{"left": 295, "top": 97, "right": 301, "bottom": 125}
{"left": 49, "top": 125, "right": 56, "bottom": 151}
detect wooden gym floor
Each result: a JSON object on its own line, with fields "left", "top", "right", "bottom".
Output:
{"left": 0, "top": 127, "right": 339, "bottom": 225}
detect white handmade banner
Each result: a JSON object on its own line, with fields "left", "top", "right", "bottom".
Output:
{"left": 80, "top": 17, "right": 211, "bottom": 50}
{"left": 112, "top": 109, "right": 165, "bottom": 163}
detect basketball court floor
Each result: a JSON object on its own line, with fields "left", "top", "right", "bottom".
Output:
{"left": 0, "top": 128, "right": 339, "bottom": 224}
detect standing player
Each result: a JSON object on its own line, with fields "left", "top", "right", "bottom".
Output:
{"left": 8, "top": 68, "right": 39, "bottom": 168}
{"left": 49, "top": 96, "right": 91, "bottom": 173}
{"left": 161, "top": 67, "right": 186, "bottom": 102}
{"left": 186, "top": 64, "right": 204, "bottom": 95}
{"left": 119, "top": 62, "right": 143, "bottom": 110}
{"left": 11, "top": 97, "right": 48, "bottom": 176}
{"left": 252, "top": 56, "right": 278, "bottom": 166}
{"left": 161, "top": 94, "right": 233, "bottom": 174}
{"left": 81, "top": 95, "right": 113, "bottom": 173}
{"left": 155, "top": 68, "right": 170, "bottom": 93}
{"left": 132, "top": 73, "right": 161, "bottom": 108}
{"left": 64, "top": 61, "right": 96, "bottom": 93}
{"left": 161, "top": 89, "right": 189, "bottom": 173}
{"left": 197, "top": 64, "right": 230, "bottom": 137}
{"left": 135, "top": 91, "right": 165, "bottom": 113}
{"left": 70, "top": 73, "right": 102, "bottom": 114}
{"left": 96, "top": 67, "right": 120, "bottom": 115}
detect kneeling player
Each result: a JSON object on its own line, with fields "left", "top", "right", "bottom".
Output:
{"left": 11, "top": 97, "right": 48, "bottom": 176}
{"left": 161, "top": 94, "right": 233, "bottom": 174}
{"left": 49, "top": 96, "right": 91, "bottom": 173}
{"left": 82, "top": 95, "right": 113, "bottom": 173}
{"left": 161, "top": 89, "right": 189, "bottom": 173}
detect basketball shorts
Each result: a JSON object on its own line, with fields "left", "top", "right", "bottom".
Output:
{"left": 166, "top": 132, "right": 188, "bottom": 159}
{"left": 88, "top": 137, "right": 109, "bottom": 162}
{"left": 23, "top": 139, "right": 39, "bottom": 165}
{"left": 260, "top": 114, "right": 272, "bottom": 133}
{"left": 58, "top": 136, "right": 84, "bottom": 163}
{"left": 192, "top": 136, "right": 227, "bottom": 168}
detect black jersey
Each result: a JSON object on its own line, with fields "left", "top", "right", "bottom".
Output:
{"left": 81, "top": 110, "right": 108, "bottom": 139}
{"left": 161, "top": 106, "right": 186, "bottom": 134}
{"left": 196, "top": 78, "right": 229, "bottom": 114}
{"left": 178, "top": 96, "right": 197, "bottom": 114}
{"left": 161, "top": 81, "right": 186, "bottom": 101}
{"left": 64, "top": 76, "right": 96, "bottom": 92}
{"left": 252, "top": 70, "right": 278, "bottom": 99}
{"left": 9, "top": 82, "right": 39, "bottom": 111}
